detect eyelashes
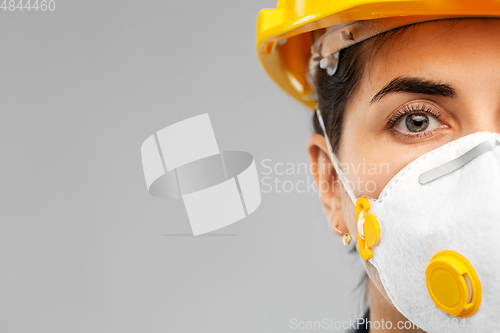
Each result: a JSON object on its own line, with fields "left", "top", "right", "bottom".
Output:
{"left": 386, "top": 102, "right": 441, "bottom": 129}
{"left": 385, "top": 101, "right": 447, "bottom": 142}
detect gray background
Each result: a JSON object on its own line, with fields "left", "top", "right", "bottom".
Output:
{"left": 0, "top": 1, "right": 365, "bottom": 332}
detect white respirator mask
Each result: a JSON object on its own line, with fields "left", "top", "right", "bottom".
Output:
{"left": 317, "top": 109, "right": 500, "bottom": 332}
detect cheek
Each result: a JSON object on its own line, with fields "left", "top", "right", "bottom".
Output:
{"left": 338, "top": 107, "right": 400, "bottom": 199}
{"left": 340, "top": 126, "right": 437, "bottom": 200}
{"left": 340, "top": 149, "right": 407, "bottom": 200}
{"left": 353, "top": 161, "right": 395, "bottom": 199}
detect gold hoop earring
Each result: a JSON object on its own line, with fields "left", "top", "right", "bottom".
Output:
{"left": 334, "top": 226, "right": 352, "bottom": 246}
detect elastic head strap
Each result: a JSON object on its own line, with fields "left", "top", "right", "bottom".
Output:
{"left": 311, "top": 15, "right": 496, "bottom": 77}
{"left": 315, "top": 109, "right": 357, "bottom": 206}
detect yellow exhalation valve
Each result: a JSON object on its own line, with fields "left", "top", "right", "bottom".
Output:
{"left": 425, "top": 250, "right": 482, "bottom": 317}
{"left": 355, "top": 197, "right": 381, "bottom": 261}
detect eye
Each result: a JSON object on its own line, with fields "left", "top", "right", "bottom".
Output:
{"left": 395, "top": 112, "right": 441, "bottom": 133}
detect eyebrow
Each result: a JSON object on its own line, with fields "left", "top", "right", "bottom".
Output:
{"left": 369, "top": 76, "right": 457, "bottom": 104}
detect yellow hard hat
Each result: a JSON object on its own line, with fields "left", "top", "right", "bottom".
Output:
{"left": 256, "top": 0, "right": 500, "bottom": 110}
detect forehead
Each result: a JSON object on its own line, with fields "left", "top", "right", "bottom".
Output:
{"left": 363, "top": 18, "right": 500, "bottom": 89}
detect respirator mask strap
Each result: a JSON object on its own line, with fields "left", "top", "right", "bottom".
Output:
{"left": 316, "top": 109, "right": 381, "bottom": 261}
{"left": 315, "top": 109, "right": 357, "bottom": 206}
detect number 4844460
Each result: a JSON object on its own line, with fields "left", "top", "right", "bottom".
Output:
{"left": 1, "top": 0, "right": 55, "bottom": 11}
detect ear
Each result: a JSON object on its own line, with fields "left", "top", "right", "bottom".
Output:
{"left": 308, "top": 133, "right": 348, "bottom": 237}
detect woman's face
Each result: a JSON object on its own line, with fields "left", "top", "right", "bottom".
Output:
{"left": 343, "top": 18, "right": 500, "bottom": 202}
{"left": 310, "top": 18, "right": 500, "bottom": 302}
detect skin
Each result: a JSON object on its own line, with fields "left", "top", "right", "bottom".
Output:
{"left": 308, "top": 18, "right": 500, "bottom": 332}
